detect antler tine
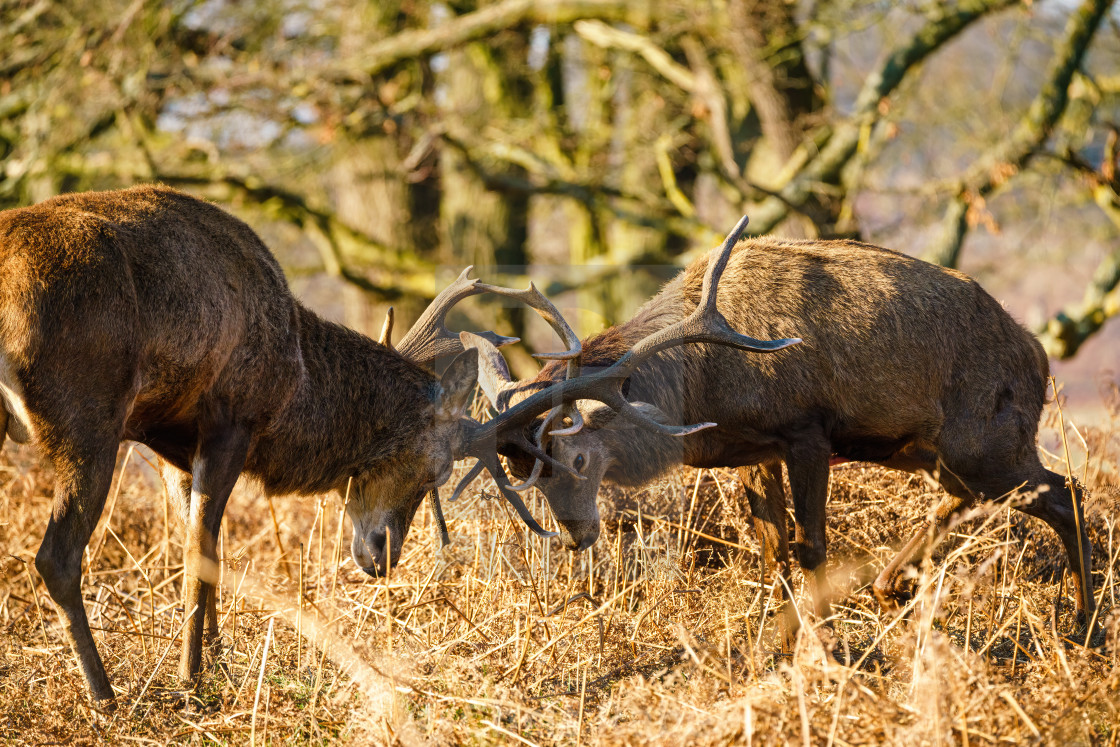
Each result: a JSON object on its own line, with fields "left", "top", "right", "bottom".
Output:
{"left": 512, "top": 407, "right": 571, "bottom": 493}
{"left": 378, "top": 306, "right": 395, "bottom": 348}
{"left": 507, "top": 458, "right": 543, "bottom": 492}
{"left": 460, "top": 331, "right": 526, "bottom": 413}
{"left": 699, "top": 214, "right": 747, "bottom": 315}
{"left": 473, "top": 280, "right": 582, "bottom": 376}
{"left": 504, "top": 407, "right": 563, "bottom": 492}
{"left": 449, "top": 460, "right": 486, "bottom": 502}
{"left": 394, "top": 267, "right": 520, "bottom": 365}
{"left": 614, "top": 215, "right": 800, "bottom": 375}
{"left": 481, "top": 450, "right": 557, "bottom": 537}
{"left": 397, "top": 268, "right": 584, "bottom": 369}
{"left": 448, "top": 453, "right": 557, "bottom": 538}
{"left": 547, "top": 407, "right": 584, "bottom": 437}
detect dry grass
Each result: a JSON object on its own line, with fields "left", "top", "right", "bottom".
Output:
{"left": 1, "top": 393, "right": 1119, "bottom": 745}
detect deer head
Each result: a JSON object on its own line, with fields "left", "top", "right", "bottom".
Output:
{"left": 353, "top": 266, "right": 589, "bottom": 573}
{"left": 343, "top": 347, "right": 480, "bottom": 574}
{"left": 455, "top": 216, "right": 801, "bottom": 548}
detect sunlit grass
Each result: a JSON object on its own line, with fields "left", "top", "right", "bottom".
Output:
{"left": 0, "top": 395, "right": 1117, "bottom": 745}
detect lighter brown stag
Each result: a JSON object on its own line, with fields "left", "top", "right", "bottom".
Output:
{"left": 468, "top": 232, "right": 1095, "bottom": 645}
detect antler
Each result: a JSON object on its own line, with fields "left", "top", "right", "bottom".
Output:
{"left": 450, "top": 215, "right": 802, "bottom": 537}
{"left": 462, "top": 332, "right": 582, "bottom": 491}
{"left": 395, "top": 267, "right": 583, "bottom": 367}
{"left": 378, "top": 306, "right": 395, "bottom": 347}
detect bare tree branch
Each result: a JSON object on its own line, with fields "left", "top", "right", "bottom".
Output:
{"left": 747, "top": 0, "right": 1018, "bottom": 235}
{"left": 573, "top": 19, "right": 696, "bottom": 92}
{"left": 1037, "top": 145, "right": 1120, "bottom": 358}
{"left": 725, "top": 0, "right": 817, "bottom": 164}
{"left": 921, "top": 0, "right": 1115, "bottom": 268}
{"left": 340, "top": 0, "right": 634, "bottom": 79}
{"left": 155, "top": 171, "right": 437, "bottom": 300}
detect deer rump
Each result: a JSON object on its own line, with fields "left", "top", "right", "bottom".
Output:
{"left": 495, "top": 237, "right": 1092, "bottom": 642}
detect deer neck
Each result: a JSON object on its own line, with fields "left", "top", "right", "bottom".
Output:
{"left": 246, "top": 305, "right": 438, "bottom": 496}
{"left": 579, "top": 287, "right": 691, "bottom": 416}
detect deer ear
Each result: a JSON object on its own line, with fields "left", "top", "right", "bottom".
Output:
{"left": 438, "top": 347, "right": 479, "bottom": 419}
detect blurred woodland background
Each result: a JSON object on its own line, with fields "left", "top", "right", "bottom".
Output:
{"left": 2, "top": 0, "right": 1118, "bottom": 413}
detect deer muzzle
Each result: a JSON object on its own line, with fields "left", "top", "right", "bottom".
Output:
{"left": 351, "top": 525, "right": 402, "bottom": 577}
{"left": 557, "top": 519, "right": 600, "bottom": 552}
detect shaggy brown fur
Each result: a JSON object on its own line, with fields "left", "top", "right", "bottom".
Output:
{"left": 499, "top": 237, "right": 1093, "bottom": 642}
{"left": 0, "top": 186, "right": 478, "bottom": 703}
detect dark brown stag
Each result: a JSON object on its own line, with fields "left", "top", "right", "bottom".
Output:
{"left": 467, "top": 228, "right": 1096, "bottom": 643}
{"left": 0, "top": 188, "right": 784, "bottom": 705}
{"left": 0, "top": 185, "right": 606, "bottom": 704}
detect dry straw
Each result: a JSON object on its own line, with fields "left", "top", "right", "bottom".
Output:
{"left": 0, "top": 391, "right": 1117, "bottom": 744}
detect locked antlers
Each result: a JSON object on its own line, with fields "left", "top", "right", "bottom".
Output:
{"left": 454, "top": 215, "right": 801, "bottom": 537}
{"left": 390, "top": 267, "right": 583, "bottom": 367}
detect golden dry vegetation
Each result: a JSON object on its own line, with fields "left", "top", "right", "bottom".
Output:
{"left": 1, "top": 389, "right": 1119, "bottom": 746}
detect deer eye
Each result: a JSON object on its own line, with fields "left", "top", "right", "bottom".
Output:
{"left": 573, "top": 454, "right": 585, "bottom": 472}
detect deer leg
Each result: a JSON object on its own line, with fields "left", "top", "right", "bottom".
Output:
{"left": 160, "top": 458, "right": 220, "bottom": 645}
{"left": 160, "top": 457, "right": 192, "bottom": 526}
{"left": 178, "top": 426, "right": 250, "bottom": 685}
{"left": 34, "top": 439, "right": 120, "bottom": 703}
{"left": 785, "top": 434, "right": 833, "bottom": 624}
{"left": 738, "top": 463, "right": 798, "bottom": 649}
{"left": 872, "top": 490, "right": 972, "bottom": 609}
{"left": 1014, "top": 470, "right": 1094, "bottom": 626}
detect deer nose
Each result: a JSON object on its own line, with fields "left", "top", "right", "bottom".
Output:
{"left": 559, "top": 520, "right": 599, "bottom": 552}
{"left": 576, "top": 534, "right": 597, "bottom": 552}
{"left": 354, "top": 528, "right": 389, "bottom": 577}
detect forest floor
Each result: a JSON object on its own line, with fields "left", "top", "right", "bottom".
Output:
{"left": 0, "top": 390, "right": 1118, "bottom": 746}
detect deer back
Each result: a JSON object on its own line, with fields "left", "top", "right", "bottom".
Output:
{"left": 0, "top": 186, "right": 303, "bottom": 465}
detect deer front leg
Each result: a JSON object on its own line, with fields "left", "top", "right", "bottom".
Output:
{"left": 738, "top": 463, "right": 798, "bottom": 650}
{"left": 1015, "top": 471, "right": 1094, "bottom": 630}
{"left": 786, "top": 434, "right": 833, "bottom": 627}
{"left": 179, "top": 426, "right": 250, "bottom": 685}
{"left": 35, "top": 439, "right": 121, "bottom": 704}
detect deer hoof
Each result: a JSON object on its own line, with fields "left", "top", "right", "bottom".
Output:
{"left": 815, "top": 623, "right": 838, "bottom": 655}
{"left": 872, "top": 574, "right": 912, "bottom": 612}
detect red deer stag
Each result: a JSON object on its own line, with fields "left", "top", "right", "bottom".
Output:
{"left": 0, "top": 185, "right": 622, "bottom": 705}
{"left": 0, "top": 188, "right": 785, "bottom": 705}
{"left": 465, "top": 225, "right": 1096, "bottom": 644}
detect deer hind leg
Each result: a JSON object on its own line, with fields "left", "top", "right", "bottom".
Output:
{"left": 738, "top": 462, "right": 798, "bottom": 649}
{"left": 159, "top": 458, "right": 220, "bottom": 646}
{"left": 34, "top": 437, "right": 121, "bottom": 703}
{"left": 871, "top": 447, "right": 975, "bottom": 608}
{"left": 872, "top": 489, "right": 973, "bottom": 609}
{"left": 178, "top": 425, "right": 250, "bottom": 685}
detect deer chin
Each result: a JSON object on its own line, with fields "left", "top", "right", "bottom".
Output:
{"left": 557, "top": 519, "right": 600, "bottom": 552}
